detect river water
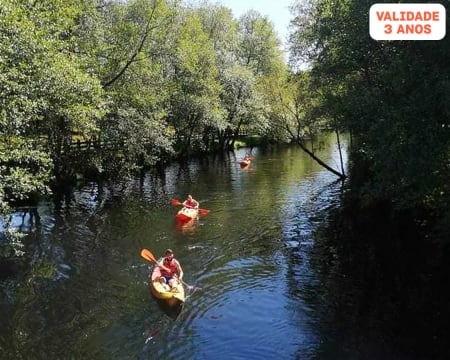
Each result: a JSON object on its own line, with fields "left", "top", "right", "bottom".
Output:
{"left": 2, "top": 138, "right": 431, "bottom": 359}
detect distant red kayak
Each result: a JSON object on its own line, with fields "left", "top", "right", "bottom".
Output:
{"left": 240, "top": 159, "right": 251, "bottom": 167}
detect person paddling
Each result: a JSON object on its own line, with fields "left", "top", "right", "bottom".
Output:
{"left": 157, "top": 249, "right": 184, "bottom": 290}
{"left": 182, "top": 194, "right": 199, "bottom": 209}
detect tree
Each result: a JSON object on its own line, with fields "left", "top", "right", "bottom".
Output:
{"left": 289, "top": 0, "right": 450, "bottom": 213}
{"left": 237, "top": 10, "right": 284, "bottom": 76}
{"left": 217, "top": 10, "right": 286, "bottom": 150}
{"left": 262, "top": 70, "right": 345, "bottom": 179}
{"left": 0, "top": 0, "right": 105, "bottom": 212}
{"left": 221, "top": 64, "right": 272, "bottom": 150}
{"left": 82, "top": 0, "right": 178, "bottom": 175}
{"left": 166, "top": 9, "right": 223, "bottom": 155}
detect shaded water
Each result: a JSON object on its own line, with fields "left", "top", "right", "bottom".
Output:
{"left": 2, "top": 139, "right": 426, "bottom": 359}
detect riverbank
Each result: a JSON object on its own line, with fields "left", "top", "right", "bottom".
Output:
{"left": 0, "top": 137, "right": 263, "bottom": 266}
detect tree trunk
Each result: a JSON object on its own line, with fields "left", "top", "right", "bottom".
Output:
{"left": 296, "top": 139, "right": 346, "bottom": 180}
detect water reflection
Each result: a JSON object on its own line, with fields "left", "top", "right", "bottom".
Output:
{"left": 154, "top": 297, "right": 184, "bottom": 320}
{"left": 175, "top": 218, "right": 199, "bottom": 235}
{"left": 1, "top": 139, "right": 356, "bottom": 359}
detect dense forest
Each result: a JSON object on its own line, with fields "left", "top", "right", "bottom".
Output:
{"left": 1, "top": 0, "right": 329, "bottom": 213}
{"left": 288, "top": 0, "right": 450, "bottom": 250}
{"left": 1, "top": 0, "right": 449, "bottom": 264}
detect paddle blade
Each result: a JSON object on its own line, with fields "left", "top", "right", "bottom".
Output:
{"left": 171, "top": 199, "right": 182, "bottom": 206}
{"left": 199, "top": 208, "right": 209, "bottom": 215}
{"left": 141, "top": 248, "right": 158, "bottom": 264}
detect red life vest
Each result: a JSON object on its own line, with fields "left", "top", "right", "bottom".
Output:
{"left": 161, "top": 257, "right": 177, "bottom": 277}
{"left": 184, "top": 199, "right": 198, "bottom": 208}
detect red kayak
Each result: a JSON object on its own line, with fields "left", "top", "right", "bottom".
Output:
{"left": 240, "top": 159, "right": 251, "bottom": 167}
{"left": 175, "top": 207, "right": 199, "bottom": 222}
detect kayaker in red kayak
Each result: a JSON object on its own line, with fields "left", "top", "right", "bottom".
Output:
{"left": 182, "top": 194, "right": 199, "bottom": 209}
{"left": 158, "top": 249, "right": 184, "bottom": 289}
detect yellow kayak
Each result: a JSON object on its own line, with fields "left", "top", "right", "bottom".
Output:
{"left": 150, "top": 266, "right": 185, "bottom": 306}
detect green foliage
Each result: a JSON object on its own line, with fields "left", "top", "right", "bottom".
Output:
{"left": 196, "top": 2, "right": 238, "bottom": 67}
{"left": 166, "top": 9, "right": 224, "bottom": 152}
{"left": 221, "top": 64, "right": 268, "bottom": 135}
{"left": 0, "top": 139, "right": 53, "bottom": 202}
{"left": 92, "top": 0, "right": 177, "bottom": 173}
{"left": 0, "top": 0, "right": 104, "bottom": 212}
{"left": 0, "top": 226, "right": 26, "bottom": 258}
{"left": 237, "top": 10, "right": 284, "bottom": 76}
{"left": 0, "top": 0, "right": 289, "bottom": 209}
{"left": 289, "top": 0, "right": 450, "bottom": 214}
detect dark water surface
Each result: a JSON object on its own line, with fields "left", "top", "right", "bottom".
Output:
{"left": 2, "top": 139, "right": 429, "bottom": 359}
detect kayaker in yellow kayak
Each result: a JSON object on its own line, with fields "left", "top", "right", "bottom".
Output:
{"left": 157, "top": 249, "right": 184, "bottom": 290}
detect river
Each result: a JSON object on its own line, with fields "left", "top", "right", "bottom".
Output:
{"left": 1, "top": 138, "right": 435, "bottom": 359}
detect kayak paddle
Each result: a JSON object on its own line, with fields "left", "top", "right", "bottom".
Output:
{"left": 140, "top": 248, "right": 199, "bottom": 290}
{"left": 141, "top": 248, "right": 158, "bottom": 264}
{"left": 140, "top": 248, "right": 171, "bottom": 273}
{"left": 170, "top": 198, "right": 210, "bottom": 215}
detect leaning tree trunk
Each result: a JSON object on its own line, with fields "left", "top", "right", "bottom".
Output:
{"left": 296, "top": 139, "right": 346, "bottom": 179}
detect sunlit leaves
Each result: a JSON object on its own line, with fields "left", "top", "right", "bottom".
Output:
{"left": 166, "top": 9, "right": 223, "bottom": 150}
{"left": 237, "top": 10, "right": 284, "bottom": 76}
{"left": 0, "top": 0, "right": 104, "bottom": 214}
{"left": 94, "top": 0, "right": 177, "bottom": 173}
{"left": 0, "top": 0, "right": 290, "bottom": 212}
{"left": 0, "top": 139, "right": 52, "bottom": 204}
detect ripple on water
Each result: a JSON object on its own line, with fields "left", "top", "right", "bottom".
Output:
{"left": 162, "top": 254, "right": 320, "bottom": 359}
{"left": 2, "top": 142, "right": 350, "bottom": 360}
